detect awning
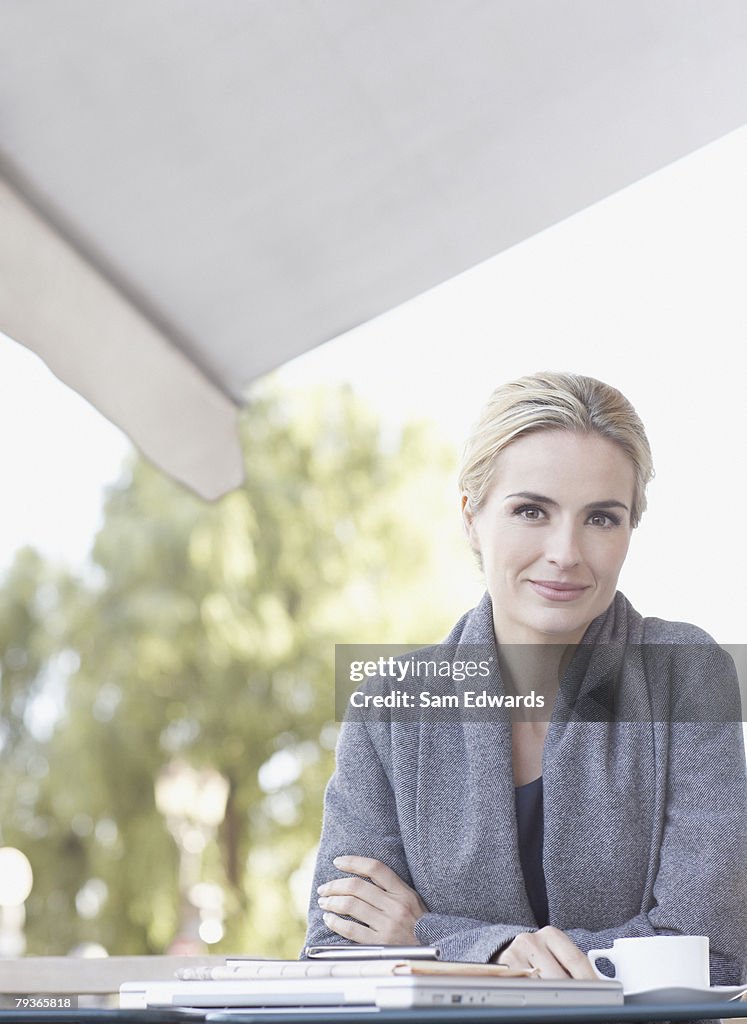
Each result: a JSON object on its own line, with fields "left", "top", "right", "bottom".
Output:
{"left": 1, "top": 1, "right": 746, "bottom": 497}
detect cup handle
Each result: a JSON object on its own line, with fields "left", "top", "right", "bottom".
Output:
{"left": 587, "top": 948, "right": 615, "bottom": 980}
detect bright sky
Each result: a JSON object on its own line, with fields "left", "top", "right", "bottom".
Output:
{"left": 1, "top": 124, "right": 745, "bottom": 639}
{"left": 0, "top": 336, "right": 132, "bottom": 572}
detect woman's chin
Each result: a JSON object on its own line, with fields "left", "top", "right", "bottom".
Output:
{"left": 519, "top": 606, "right": 593, "bottom": 643}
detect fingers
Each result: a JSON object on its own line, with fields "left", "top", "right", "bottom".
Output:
{"left": 319, "top": 891, "right": 389, "bottom": 933}
{"left": 325, "top": 856, "right": 427, "bottom": 917}
{"left": 331, "top": 855, "right": 407, "bottom": 894}
{"left": 498, "top": 928, "right": 596, "bottom": 980}
{"left": 319, "top": 874, "right": 391, "bottom": 914}
{"left": 322, "top": 911, "right": 376, "bottom": 944}
{"left": 317, "top": 883, "right": 411, "bottom": 938}
{"left": 499, "top": 931, "right": 569, "bottom": 979}
{"left": 543, "top": 928, "right": 596, "bottom": 980}
{"left": 318, "top": 856, "right": 427, "bottom": 944}
{"left": 317, "top": 875, "right": 392, "bottom": 932}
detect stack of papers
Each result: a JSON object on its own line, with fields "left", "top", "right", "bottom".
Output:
{"left": 120, "top": 957, "right": 623, "bottom": 1011}
{"left": 176, "top": 958, "right": 538, "bottom": 980}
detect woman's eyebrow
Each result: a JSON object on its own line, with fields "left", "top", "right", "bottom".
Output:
{"left": 585, "top": 499, "right": 630, "bottom": 511}
{"left": 505, "top": 491, "right": 558, "bottom": 506}
{"left": 504, "top": 491, "right": 629, "bottom": 511}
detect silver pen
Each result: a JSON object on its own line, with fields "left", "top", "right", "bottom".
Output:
{"left": 305, "top": 943, "right": 438, "bottom": 960}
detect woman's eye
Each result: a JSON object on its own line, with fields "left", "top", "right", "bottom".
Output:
{"left": 515, "top": 505, "right": 544, "bottom": 521}
{"left": 588, "top": 512, "right": 619, "bottom": 527}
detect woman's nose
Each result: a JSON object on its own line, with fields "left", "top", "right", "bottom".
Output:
{"left": 545, "top": 524, "right": 583, "bottom": 569}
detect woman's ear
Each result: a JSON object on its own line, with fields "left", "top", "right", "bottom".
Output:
{"left": 461, "top": 494, "right": 479, "bottom": 552}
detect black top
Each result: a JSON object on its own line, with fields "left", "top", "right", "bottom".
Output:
{"left": 514, "top": 775, "right": 549, "bottom": 927}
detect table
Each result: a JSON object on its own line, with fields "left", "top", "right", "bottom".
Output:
{"left": 0, "top": 1003, "right": 746, "bottom": 1024}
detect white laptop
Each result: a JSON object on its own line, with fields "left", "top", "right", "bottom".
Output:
{"left": 121, "top": 974, "right": 622, "bottom": 1011}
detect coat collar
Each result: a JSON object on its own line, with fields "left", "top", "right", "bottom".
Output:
{"left": 450, "top": 589, "right": 641, "bottom": 648}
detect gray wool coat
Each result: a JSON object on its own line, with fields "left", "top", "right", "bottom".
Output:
{"left": 304, "top": 591, "right": 747, "bottom": 984}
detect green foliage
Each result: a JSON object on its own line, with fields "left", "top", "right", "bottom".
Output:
{"left": 0, "top": 383, "right": 480, "bottom": 955}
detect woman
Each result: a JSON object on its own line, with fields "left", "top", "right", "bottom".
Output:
{"left": 304, "top": 371, "right": 747, "bottom": 982}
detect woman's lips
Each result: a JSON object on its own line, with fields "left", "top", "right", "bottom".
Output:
{"left": 528, "top": 580, "right": 590, "bottom": 602}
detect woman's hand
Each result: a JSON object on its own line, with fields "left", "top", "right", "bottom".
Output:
{"left": 317, "top": 856, "right": 428, "bottom": 944}
{"left": 495, "top": 927, "right": 597, "bottom": 979}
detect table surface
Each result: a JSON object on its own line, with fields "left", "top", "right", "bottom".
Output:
{"left": 0, "top": 1003, "right": 746, "bottom": 1024}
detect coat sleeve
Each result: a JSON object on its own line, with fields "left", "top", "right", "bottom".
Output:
{"left": 561, "top": 716, "right": 747, "bottom": 986}
{"left": 302, "top": 716, "right": 417, "bottom": 954}
{"left": 414, "top": 914, "right": 533, "bottom": 963}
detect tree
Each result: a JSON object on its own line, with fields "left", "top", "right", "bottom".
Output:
{"left": 1, "top": 382, "right": 480, "bottom": 955}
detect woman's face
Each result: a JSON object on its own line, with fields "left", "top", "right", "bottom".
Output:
{"left": 463, "top": 430, "right": 635, "bottom": 645}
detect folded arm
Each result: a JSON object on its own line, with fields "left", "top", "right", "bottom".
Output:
{"left": 305, "top": 709, "right": 747, "bottom": 981}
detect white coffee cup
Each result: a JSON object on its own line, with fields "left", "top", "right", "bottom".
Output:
{"left": 587, "top": 935, "right": 710, "bottom": 994}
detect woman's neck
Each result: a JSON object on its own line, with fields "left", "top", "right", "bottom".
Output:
{"left": 491, "top": 605, "right": 588, "bottom": 697}
{"left": 495, "top": 641, "right": 572, "bottom": 699}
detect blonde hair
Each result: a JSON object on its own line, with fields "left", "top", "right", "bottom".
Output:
{"left": 459, "top": 371, "right": 654, "bottom": 528}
